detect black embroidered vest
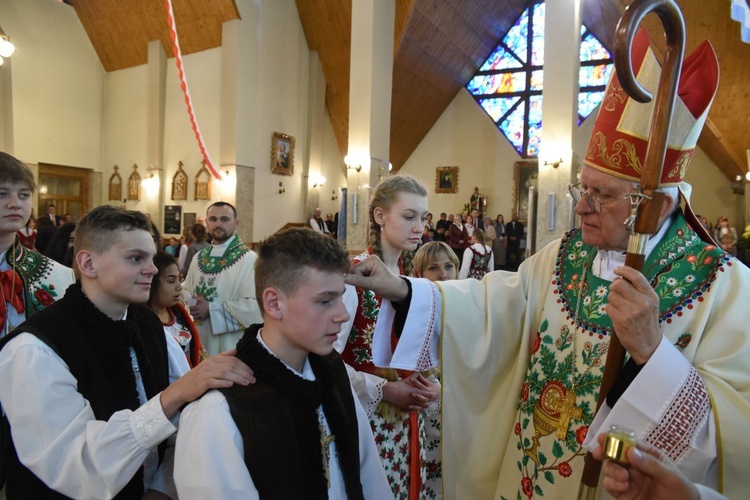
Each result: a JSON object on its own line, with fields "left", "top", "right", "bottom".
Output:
{"left": 0, "top": 284, "right": 169, "bottom": 499}
{"left": 221, "top": 326, "right": 364, "bottom": 500}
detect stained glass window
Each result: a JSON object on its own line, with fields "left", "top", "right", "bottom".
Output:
{"left": 466, "top": 1, "right": 613, "bottom": 157}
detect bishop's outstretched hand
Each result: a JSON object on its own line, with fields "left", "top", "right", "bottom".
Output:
{"left": 345, "top": 255, "right": 410, "bottom": 303}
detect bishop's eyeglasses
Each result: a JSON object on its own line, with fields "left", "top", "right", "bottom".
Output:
{"left": 568, "top": 184, "right": 624, "bottom": 213}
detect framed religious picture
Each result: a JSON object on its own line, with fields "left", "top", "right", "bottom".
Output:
{"left": 435, "top": 166, "right": 458, "bottom": 194}
{"left": 194, "top": 160, "right": 212, "bottom": 201}
{"left": 271, "top": 132, "right": 295, "bottom": 176}
{"left": 172, "top": 161, "right": 188, "bottom": 200}
{"left": 183, "top": 212, "right": 196, "bottom": 232}
{"left": 108, "top": 165, "right": 122, "bottom": 201}
{"left": 127, "top": 164, "right": 141, "bottom": 201}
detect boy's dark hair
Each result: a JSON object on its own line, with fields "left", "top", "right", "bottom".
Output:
{"left": 148, "top": 251, "right": 178, "bottom": 305}
{"left": 255, "top": 228, "right": 349, "bottom": 315}
{"left": 0, "top": 152, "right": 36, "bottom": 192}
{"left": 207, "top": 201, "right": 237, "bottom": 218}
{"left": 191, "top": 223, "right": 208, "bottom": 241}
{"left": 75, "top": 205, "right": 153, "bottom": 256}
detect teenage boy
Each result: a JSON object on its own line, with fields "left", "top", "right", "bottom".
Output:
{"left": 0, "top": 152, "right": 74, "bottom": 336}
{"left": 175, "top": 228, "right": 391, "bottom": 499}
{"left": 0, "top": 205, "right": 253, "bottom": 499}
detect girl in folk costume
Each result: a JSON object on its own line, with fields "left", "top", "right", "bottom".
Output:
{"left": 411, "top": 240, "right": 458, "bottom": 499}
{"left": 341, "top": 174, "right": 441, "bottom": 499}
{"left": 16, "top": 214, "right": 36, "bottom": 250}
{"left": 147, "top": 251, "right": 205, "bottom": 369}
{"left": 459, "top": 229, "right": 494, "bottom": 280}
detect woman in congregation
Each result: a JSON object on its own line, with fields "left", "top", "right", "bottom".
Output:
{"left": 464, "top": 214, "right": 476, "bottom": 240}
{"left": 447, "top": 209, "right": 469, "bottom": 264}
{"left": 493, "top": 213, "right": 507, "bottom": 270}
{"left": 415, "top": 240, "right": 459, "bottom": 282}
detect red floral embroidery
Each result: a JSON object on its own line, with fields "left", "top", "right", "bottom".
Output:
{"left": 532, "top": 334, "right": 541, "bottom": 354}
{"left": 575, "top": 426, "right": 588, "bottom": 445}
{"left": 522, "top": 382, "right": 530, "bottom": 402}
{"left": 34, "top": 288, "right": 54, "bottom": 307}
{"left": 703, "top": 256, "right": 713, "bottom": 265}
{"left": 521, "top": 477, "right": 534, "bottom": 498}
{"left": 515, "top": 422, "right": 521, "bottom": 435}
{"left": 558, "top": 462, "right": 572, "bottom": 477}
{"left": 686, "top": 255, "right": 697, "bottom": 263}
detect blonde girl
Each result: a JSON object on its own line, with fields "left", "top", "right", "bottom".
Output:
{"left": 341, "top": 174, "right": 441, "bottom": 499}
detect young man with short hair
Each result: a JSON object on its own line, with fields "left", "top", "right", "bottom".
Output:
{"left": 0, "top": 205, "right": 253, "bottom": 499}
{"left": 175, "top": 228, "right": 390, "bottom": 499}
{"left": 0, "top": 152, "right": 74, "bottom": 336}
{"left": 183, "top": 201, "right": 262, "bottom": 355}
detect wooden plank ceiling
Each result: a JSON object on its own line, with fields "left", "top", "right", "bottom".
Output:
{"left": 70, "top": 0, "right": 749, "bottom": 181}
{"left": 67, "top": 0, "right": 239, "bottom": 72}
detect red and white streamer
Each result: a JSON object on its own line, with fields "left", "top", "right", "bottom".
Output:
{"left": 164, "top": 0, "right": 223, "bottom": 180}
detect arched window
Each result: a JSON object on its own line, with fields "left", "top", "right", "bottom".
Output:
{"left": 466, "top": 1, "right": 613, "bottom": 158}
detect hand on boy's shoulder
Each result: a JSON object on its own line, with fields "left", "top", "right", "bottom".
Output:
{"left": 159, "top": 350, "right": 255, "bottom": 419}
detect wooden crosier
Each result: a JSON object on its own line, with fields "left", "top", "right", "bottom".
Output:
{"left": 578, "top": 1, "right": 686, "bottom": 498}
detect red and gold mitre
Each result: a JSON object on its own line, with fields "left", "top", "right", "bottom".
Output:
{"left": 584, "top": 29, "right": 719, "bottom": 186}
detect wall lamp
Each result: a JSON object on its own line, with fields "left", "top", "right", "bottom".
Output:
{"left": 331, "top": 189, "right": 338, "bottom": 201}
{"left": 0, "top": 33, "right": 15, "bottom": 67}
{"left": 344, "top": 153, "right": 366, "bottom": 173}
{"left": 278, "top": 181, "right": 286, "bottom": 194}
{"left": 311, "top": 175, "right": 326, "bottom": 188}
{"left": 544, "top": 158, "right": 564, "bottom": 169}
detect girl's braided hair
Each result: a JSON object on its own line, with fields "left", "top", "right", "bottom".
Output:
{"left": 368, "top": 174, "right": 427, "bottom": 277}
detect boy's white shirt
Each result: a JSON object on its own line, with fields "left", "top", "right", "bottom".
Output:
{"left": 0, "top": 308, "right": 188, "bottom": 499}
{"left": 174, "top": 331, "right": 393, "bottom": 499}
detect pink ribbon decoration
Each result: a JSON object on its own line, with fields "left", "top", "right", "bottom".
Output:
{"left": 164, "top": 0, "right": 223, "bottom": 181}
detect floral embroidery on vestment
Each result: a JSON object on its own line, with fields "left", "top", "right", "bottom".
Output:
{"left": 507, "top": 214, "right": 727, "bottom": 498}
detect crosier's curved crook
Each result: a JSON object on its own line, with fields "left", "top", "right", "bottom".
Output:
{"left": 614, "top": 0, "right": 685, "bottom": 193}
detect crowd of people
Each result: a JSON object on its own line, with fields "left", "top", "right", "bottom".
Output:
{"left": 418, "top": 209, "right": 525, "bottom": 278}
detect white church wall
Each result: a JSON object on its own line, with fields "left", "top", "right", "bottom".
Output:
{"left": 101, "top": 65, "right": 149, "bottom": 212}
{"left": 1, "top": 0, "right": 104, "bottom": 168}
{"left": 236, "top": 0, "right": 314, "bottom": 241}
{"left": 400, "top": 90, "right": 522, "bottom": 220}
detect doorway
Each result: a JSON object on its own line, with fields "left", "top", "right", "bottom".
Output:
{"left": 37, "top": 163, "right": 91, "bottom": 223}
